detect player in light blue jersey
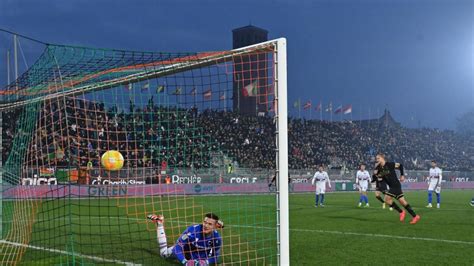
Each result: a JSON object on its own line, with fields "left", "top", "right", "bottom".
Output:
{"left": 148, "top": 212, "right": 223, "bottom": 265}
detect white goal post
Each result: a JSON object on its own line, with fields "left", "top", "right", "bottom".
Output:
{"left": 275, "top": 38, "right": 289, "bottom": 266}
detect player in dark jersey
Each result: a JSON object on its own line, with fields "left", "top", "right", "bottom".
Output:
{"left": 372, "top": 164, "right": 389, "bottom": 209}
{"left": 374, "top": 153, "right": 421, "bottom": 224}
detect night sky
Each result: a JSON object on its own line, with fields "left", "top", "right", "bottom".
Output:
{"left": 0, "top": 0, "right": 472, "bottom": 129}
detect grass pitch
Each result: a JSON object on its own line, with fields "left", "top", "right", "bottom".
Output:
{"left": 3, "top": 190, "right": 473, "bottom": 265}
{"left": 290, "top": 190, "right": 474, "bottom": 265}
{"left": 7, "top": 193, "right": 277, "bottom": 265}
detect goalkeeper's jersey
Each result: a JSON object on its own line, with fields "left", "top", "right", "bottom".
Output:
{"left": 172, "top": 224, "right": 222, "bottom": 264}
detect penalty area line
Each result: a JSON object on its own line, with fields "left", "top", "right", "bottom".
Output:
{"left": 163, "top": 218, "right": 473, "bottom": 246}
{"left": 290, "top": 228, "right": 474, "bottom": 245}
{"left": 13, "top": 216, "right": 472, "bottom": 248}
{"left": 0, "top": 240, "right": 141, "bottom": 266}
{"left": 71, "top": 216, "right": 474, "bottom": 246}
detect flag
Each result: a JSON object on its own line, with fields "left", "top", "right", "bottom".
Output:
{"left": 303, "top": 101, "right": 312, "bottom": 110}
{"left": 334, "top": 105, "right": 343, "bottom": 114}
{"left": 343, "top": 104, "right": 352, "bottom": 114}
{"left": 190, "top": 88, "right": 197, "bottom": 96}
{"left": 242, "top": 80, "right": 258, "bottom": 97}
{"left": 142, "top": 82, "right": 150, "bottom": 91}
{"left": 315, "top": 102, "right": 322, "bottom": 111}
{"left": 325, "top": 102, "right": 332, "bottom": 112}
{"left": 157, "top": 85, "right": 165, "bottom": 93}
{"left": 172, "top": 87, "right": 182, "bottom": 95}
{"left": 124, "top": 83, "right": 133, "bottom": 90}
{"left": 203, "top": 89, "right": 212, "bottom": 99}
{"left": 219, "top": 92, "right": 226, "bottom": 100}
{"left": 293, "top": 99, "right": 300, "bottom": 109}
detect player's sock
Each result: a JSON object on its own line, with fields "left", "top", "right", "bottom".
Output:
{"left": 315, "top": 194, "right": 319, "bottom": 205}
{"left": 428, "top": 191, "right": 432, "bottom": 204}
{"left": 436, "top": 193, "right": 441, "bottom": 204}
{"left": 375, "top": 195, "right": 384, "bottom": 203}
{"left": 156, "top": 224, "right": 169, "bottom": 257}
{"left": 359, "top": 195, "right": 363, "bottom": 203}
{"left": 321, "top": 194, "right": 325, "bottom": 204}
{"left": 364, "top": 195, "right": 369, "bottom": 204}
{"left": 404, "top": 204, "right": 417, "bottom": 217}
{"left": 390, "top": 202, "right": 403, "bottom": 213}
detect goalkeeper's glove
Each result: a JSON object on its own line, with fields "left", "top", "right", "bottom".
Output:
{"left": 182, "top": 259, "right": 209, "bottom": 266}
{"left": 217, "top": 219, "right": 225, "bottom": 229}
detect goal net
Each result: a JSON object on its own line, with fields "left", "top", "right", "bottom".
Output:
{"left": 0, "top": 37, "right": 288, "bottom": 265}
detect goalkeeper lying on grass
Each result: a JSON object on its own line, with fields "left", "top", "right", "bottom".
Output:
{"left": 148, "top": 212, "right": 224, "bottom": 265}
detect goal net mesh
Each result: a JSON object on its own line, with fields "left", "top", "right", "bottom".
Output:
{"left": 0, "top": 40, "right": 281, "bottom": 265}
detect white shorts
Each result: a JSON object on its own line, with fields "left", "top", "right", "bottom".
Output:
{"left": 316, "top": 186, "right": 326, "bottom": 194}
{"left": 359, "top": 184, "right": 368, "bottom": 192}
{"left": 428, "top": 179, "right": 441, "bottom": 193}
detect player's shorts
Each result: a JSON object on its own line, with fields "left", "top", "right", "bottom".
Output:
{"left": 359, "top": 184, "right": 368, "bottom": 192}
{"left": 385, "top": 185, "right": 404, "bottom": 200}
{"left": 315, "top": 185, "right": 326, "bottom": 194}
{"left": 375, "top": 180, "right": 388, "bottom": 193}
{"left": 428, "top": 178, "right": 441, "bottom": 193}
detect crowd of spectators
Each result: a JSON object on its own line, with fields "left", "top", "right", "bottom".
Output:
{"left": 3, "top": 99, "right": 216, "bottom": 171}
{"left": 288, "top": 118, "right": 474, "bottom": 171}
{"left": 2, "top": 100, "right": 474, "bottom": 172}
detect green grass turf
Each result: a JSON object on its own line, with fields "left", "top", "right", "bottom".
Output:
{"left": 4, "top": 194, "right": 277, "bottom": 265}
{"left": 290, "top": 190, "right": 474, "bottom": 265}
{"left": 2, "top": 190, "right": 473, "bottom": 265}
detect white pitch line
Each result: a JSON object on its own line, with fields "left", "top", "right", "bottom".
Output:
{"left": 159, "top": 219, "right": 474, "bottom": 246}
{"left": 152, "top": 218, "right": 474, "bottom": 246}
{"left": 289, "top": 228, "right": 474, "bottom": 245}
{"left": 0, "top": 240, "right": 141, "bottom": 266}
{"left": 6, "top": 215, "right": 473, "bottom": 248}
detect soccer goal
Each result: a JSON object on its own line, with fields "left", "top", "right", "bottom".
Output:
{"left": 0, "top": 37, "right": 288, "bottom": 265}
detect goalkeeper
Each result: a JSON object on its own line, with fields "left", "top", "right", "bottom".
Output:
{"left": 147, "top": 212, "right": 223, "bottom": 265}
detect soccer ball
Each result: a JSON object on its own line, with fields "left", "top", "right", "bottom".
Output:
{"left": 101, "top": 150, "right": 124, "bottom": 171}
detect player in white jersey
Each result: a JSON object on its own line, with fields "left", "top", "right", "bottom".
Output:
{"left": 356, "top": 163, "right": 371, "bottom": 207}
{"left": 426, "top": 160, "right": 442, "bottom": 208}
{"left": 311, "top": 165, "right": 331, "bottom": 207}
